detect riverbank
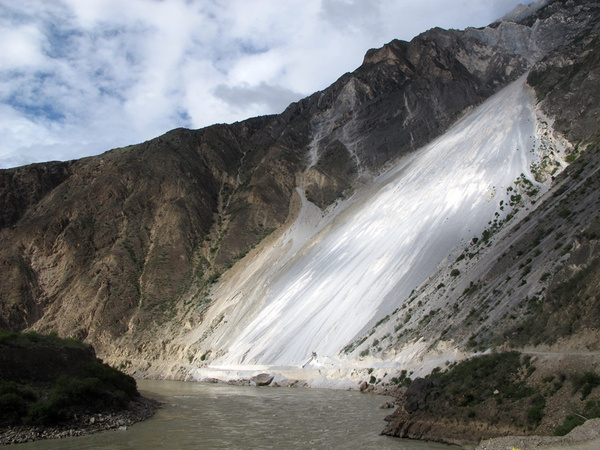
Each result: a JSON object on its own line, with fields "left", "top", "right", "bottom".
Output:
{"left": 476, "top": 418, "right": 600, "bottom": 450}
{"left": 0, "top": 395, "right": 160, "bottom": 445}
{"left": 0, "top": 332, "right": 161, "bottom": 446}
{"left": 381, "top": 351, "right": 600, "bottom": 448}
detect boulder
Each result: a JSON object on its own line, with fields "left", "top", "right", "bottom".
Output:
{"left": 251, "top": 373, "right": 274, "bottom": 386}
{"left": 379, "top": 402, "right": 395, "bottom": 409}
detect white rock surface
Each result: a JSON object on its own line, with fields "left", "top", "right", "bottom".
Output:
{"left": 182, "top": 75, "right": 555, "bottom": 383}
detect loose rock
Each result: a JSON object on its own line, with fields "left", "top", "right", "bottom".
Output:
{"left": 251, "top": 373, "right": 274, "bottom": 386}
{"left": 379, "top": 402, "right": 395, "bottom": 409}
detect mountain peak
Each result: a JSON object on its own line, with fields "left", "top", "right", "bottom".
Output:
{"left": 362, "top": 39, "right": 406, "bottom": 65}
{"left": 498, "top": 0, "right": 551, "bottom": 23}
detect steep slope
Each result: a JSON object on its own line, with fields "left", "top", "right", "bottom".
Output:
{"left": 176, "top": 74, "right": 555, "bottom": 376}
{"left": 380, "top": 16, "right": 600, "bottom": 444}
{"left": 0, "top": 0, "right": 599, "bottom": 390}
{"left": 340, "top": 6, "right": 600, "bottom": 382}
{"left": 0, "top": 6, "right": 529, "bottom": 354}
{"left": 133, "top": 0, "right": 600, "bottom": 382}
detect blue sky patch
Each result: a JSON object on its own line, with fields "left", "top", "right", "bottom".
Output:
{"left": 42, "top": 21, "right": 82, "bottom": 59}
{"left": 0, "top": 0, "right": 531, "bottom": 169}
{"left": 7, "top": 95, "right": 66, "bottom": 123}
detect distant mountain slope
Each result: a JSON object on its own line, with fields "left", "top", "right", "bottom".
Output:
{"left": 0, "top": 0, "right": 598, "bottom": 389}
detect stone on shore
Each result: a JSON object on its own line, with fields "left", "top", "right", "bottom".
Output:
{"left": 251, "top": 373, "right": 274, "bottom": 386}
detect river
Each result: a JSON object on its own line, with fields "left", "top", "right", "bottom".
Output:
{"left": 17, "top": 380, "right": 456, "bottom": 449}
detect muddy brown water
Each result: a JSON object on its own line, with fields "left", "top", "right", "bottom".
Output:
{"left": 18, "top": 379, "right": 458, "bottom": 449}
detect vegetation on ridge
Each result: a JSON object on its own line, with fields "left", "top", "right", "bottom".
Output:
{"left": 0, "top": 331, "right": 139, "bottom": 428}
{"left": 383, "top": 351, "right": 600, "bottom": 443}
{"left": 414, "top": 353, "right": 546, "bottom": 428}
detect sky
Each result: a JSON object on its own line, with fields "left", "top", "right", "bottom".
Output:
{"left": 0, "top": 0, "right": 532, "bottom": 169}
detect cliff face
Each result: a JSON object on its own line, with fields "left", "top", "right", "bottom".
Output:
{"left": 0, "top": 0, "right": 599, "bottom": 378}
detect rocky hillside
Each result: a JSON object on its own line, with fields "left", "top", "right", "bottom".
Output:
{"left": 350, "top": 17, "right": 600, "bottom": 368}
{"left": 0, "top": 0, "right": 599, "bottom": 399}
{"left": 381, "top": 350, "right": 600, "bottom": 447}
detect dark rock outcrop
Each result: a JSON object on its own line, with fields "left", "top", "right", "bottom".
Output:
{"left": 403, "top": 377, "right": 440, "bottom": 413}
{"left": 528, "top": 26, "right": 600, "bottom": 142}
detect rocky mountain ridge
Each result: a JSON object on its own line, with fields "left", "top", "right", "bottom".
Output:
{"left": 0, "top": 0, "right": 599, "bottom": 399}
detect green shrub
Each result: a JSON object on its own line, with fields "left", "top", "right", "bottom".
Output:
{"left": 424, "top": 352, "right": 543, "bottom": 419}
{"left": 504, "top": 382, "right": 535, "bottom": 400}
{"left": 572, "top": 371, "right": 600, "bottom": 400}
{"left": 391, "top": 370, "right": 412, "bottom": 387}
{"left": 583, "top": 400, "right": 600, "bottom": 418}
{"left": 0, "top": 392, "right": 27, "bottom": 425}
{"left": 27, "top": 400, "right": 65, "bottom": 425}
{"left": 0, "top": 332, "right": 139, "bottom": 426}
{"left": 0, "top": 380, "right": 19, "bottom": 396}
{"left": 527, "top": 395, "right": 546, "bottom": 425}
{"left": 553, "top": 400, "right": 600, "bottom": 436}
{"left": 86, "top": 361, "right": 138, "bottom": 400}
{"left": 51, "top": 375, "right": 104, "bottom": 409}
{"left": 554, "top": 414, "right": 585, "bottom": 436}
{"left": 0, "top": 330, "right": 88, "bottom": 349}
{"left": 0, "top": 330, "right": 17, "bottom": 344}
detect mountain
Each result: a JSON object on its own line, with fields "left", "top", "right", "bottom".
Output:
{"left": 1, "top": 0, "right": 599, "bottom": 404}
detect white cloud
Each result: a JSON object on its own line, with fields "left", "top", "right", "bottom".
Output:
{"left": 0, "top": 0, "right": 531, "bottom": 168}
{"left": 0, "top": 24, "right": 46, "bottom": 68}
